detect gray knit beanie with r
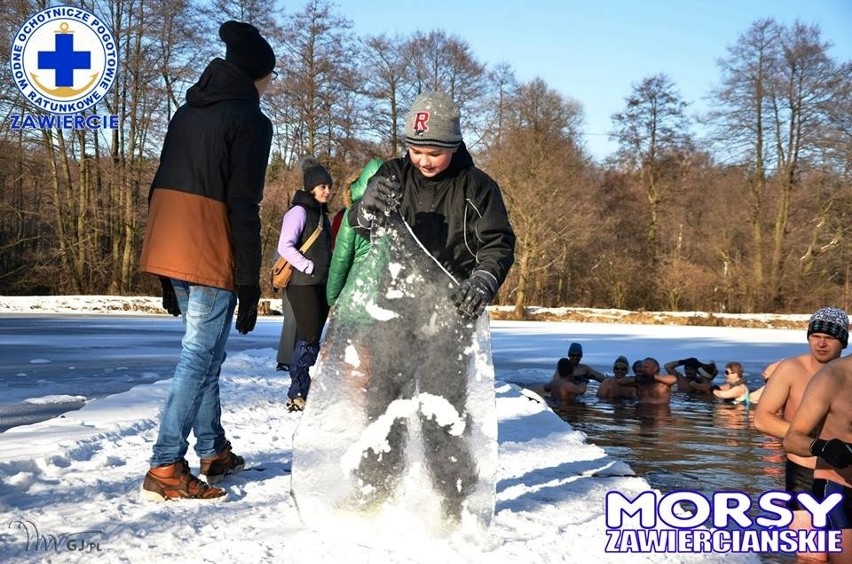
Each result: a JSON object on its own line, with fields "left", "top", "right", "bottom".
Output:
{"left": 404, "top": 92, "right": 463, "bottom": 149}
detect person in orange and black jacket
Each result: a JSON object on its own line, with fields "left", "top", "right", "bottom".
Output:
{"left": 276, "top": 157, "right": 333, "bottom": 412}
{"left": 138, "top": 21, "right": 274, "bottom": 501}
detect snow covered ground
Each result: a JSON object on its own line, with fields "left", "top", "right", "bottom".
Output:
{"left": 0, "top": 296, "right": 813, "bottom": 563}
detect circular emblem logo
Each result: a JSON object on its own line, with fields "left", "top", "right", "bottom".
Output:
{"left": 9, "top": 7, "right": 118, "bottom": 114}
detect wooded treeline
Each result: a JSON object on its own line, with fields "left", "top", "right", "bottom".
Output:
{"left": 1, "top": 0, "right": 851, "bottom": 315}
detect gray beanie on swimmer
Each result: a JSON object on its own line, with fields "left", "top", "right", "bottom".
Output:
{"left": 301, "top": 156, "right": 332, "bottom": 192}
{"left": 219, "top": 21, "right": 275, "bottom": 80}
{"left": 613, "top": 356, "right": 629, "bottom": 370}
{"left": 404, "top": 92, "right": 463, "bottom": 149}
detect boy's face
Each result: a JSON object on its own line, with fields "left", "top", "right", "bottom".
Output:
{"left": 407, "top": 145, "right": 456, "bottom": 178}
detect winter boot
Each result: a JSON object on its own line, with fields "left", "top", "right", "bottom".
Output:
{"left": 285, "top": 397, "right": 306, "bottom": 412}
{"left": 199, "top": 441, "right": 245, "bottom": 484}
{"left": 141, "top": 459, "right": 227, "bottom": 502}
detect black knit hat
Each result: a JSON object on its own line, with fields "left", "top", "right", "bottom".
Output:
{"left": 682, "top": 358, "right": 702, "bottom": 370}
{"left": 807, "top": 306, "right": 849, "bottom": 349}
{"left": 219, "top": 21, "right": 275, "bottom": 80}
{"left": 301, "top": 156, "right": 332, "bottom": 192}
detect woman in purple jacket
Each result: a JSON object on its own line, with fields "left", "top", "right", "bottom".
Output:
{"left": 277, "top": 157, "right": 332, "bottom": 412}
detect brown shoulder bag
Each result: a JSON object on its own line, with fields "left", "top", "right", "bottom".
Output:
{"left": 271, "top": 223, "right": 323, "bottom": 290}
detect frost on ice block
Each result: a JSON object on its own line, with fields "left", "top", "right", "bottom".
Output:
{"left": 291, "top": 213, "right": 497, "bottom": 539}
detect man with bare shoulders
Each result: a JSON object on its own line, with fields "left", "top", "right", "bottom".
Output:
{"left": 755, "top": 306, "right": 848, "bottom": 561}
{"left": 784, "top": 355, "right": 852, "bottom": 563}
{"left": 618, "top": 357, "right": 677, "bottom": 404}
{"left": 598, "top": 356, "right": 637, "bottom": 401}
{"left": 566, "top": 342, "right": 606, "bottom": 383}
{"left": 664, "top": 357, "right": 717, "bottom": 394}
{"left": 545, "top": 358, "right": 587, "bottom": 403}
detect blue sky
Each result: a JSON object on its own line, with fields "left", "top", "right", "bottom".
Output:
{"left": 344, "top": 0, "right": 852, "bottom": 161}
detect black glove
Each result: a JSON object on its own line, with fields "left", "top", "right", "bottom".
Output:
{"left": 680, "top": 357, "right": 701, "bottom": 369}
{"left": 356, "top": 176, "right": 401, "bottom": 227}
{"left": 159, "top": 277, "right": 181, "bottom": 317}
{"left": 810, "top": 438, "right": 852, "bottom": 469}
{"left": 451, "top": 273, "right": 496, "bottom": 320}
{"left": 235, "top": 284, "right": 261, "bottom": 335}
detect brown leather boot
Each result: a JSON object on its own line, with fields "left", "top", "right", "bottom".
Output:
{"left": 199, "top": 441, "right": 245, "bottom": 484}
{"left": 141, "top": 459, "right": 227, "bottom": 502}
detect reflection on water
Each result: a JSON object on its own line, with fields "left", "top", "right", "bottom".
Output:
{"left": 535, "top": 385, "right": 793, "bottom": 564}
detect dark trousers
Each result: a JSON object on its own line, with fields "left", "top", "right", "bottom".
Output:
{"left": 276, "top": 293, "right": 298, "bottom": 366}
{"left": 286, "top": 285, "right": 329, "bottom": 399}
{"left": 286, "top": 285, "right": 328, "bottom": 345}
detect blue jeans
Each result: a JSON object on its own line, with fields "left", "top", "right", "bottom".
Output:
{"left": 150, "top": 280, "right": 237, "bottom": 467}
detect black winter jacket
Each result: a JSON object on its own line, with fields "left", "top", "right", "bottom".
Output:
{"left": 349, "top": 143, "right": 515, "bottom": 288}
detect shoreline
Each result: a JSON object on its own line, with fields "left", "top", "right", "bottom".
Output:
{"left": 0, "top": 295, "right": 812, "bottom": 330}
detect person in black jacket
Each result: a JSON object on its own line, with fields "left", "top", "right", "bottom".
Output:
{"left": 351, "top": 93, "right": 515, "bottom": 305}
{"left": 346, "top": 92, "right": 515, "bottom": 520}
{"left": 276, "top": 157, "right": 333, "bottom": 412}
{"left": 139, "top": 21, "right": 275, "bottom": 501}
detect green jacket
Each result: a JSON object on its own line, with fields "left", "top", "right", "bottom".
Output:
{"left": 326, "top": 158, "right": 383, "bottom": 305}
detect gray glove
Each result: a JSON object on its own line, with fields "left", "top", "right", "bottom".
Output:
{"left": 451, "top": 273, "right": 497, "bottom": 320}
{"left": 356, "top": 176, "right": 401, "bottom": 227}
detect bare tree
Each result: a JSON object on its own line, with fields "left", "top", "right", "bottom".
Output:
{"left": 707, "top": 19, "right": 780, "bottom": 311}
{"left": 481, "top": 63, "right": 518, "bottom": 148}
{"left": 278, "top": 0, "right": 358, "bottom": 161}
{"left": 708, "top": 19, "right": 848, "bottom": 310}
{"left": 481, "top": 79, "right": 590, "bottom": 314}
{"left": 360, "top": 33, "right": 414, "bottom": 155}
{"left": 611, "top": 74, "right": 692, "bottom": 264}
{"left": 766, "top": 22, "right": 842, "bottom": 307}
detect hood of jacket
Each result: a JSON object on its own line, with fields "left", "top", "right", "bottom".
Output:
{"left": 350, "top": 158, "right": 384, "bottom": 203}
{"left": 186, "top": 58, "right": 260, "bottom": 108}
